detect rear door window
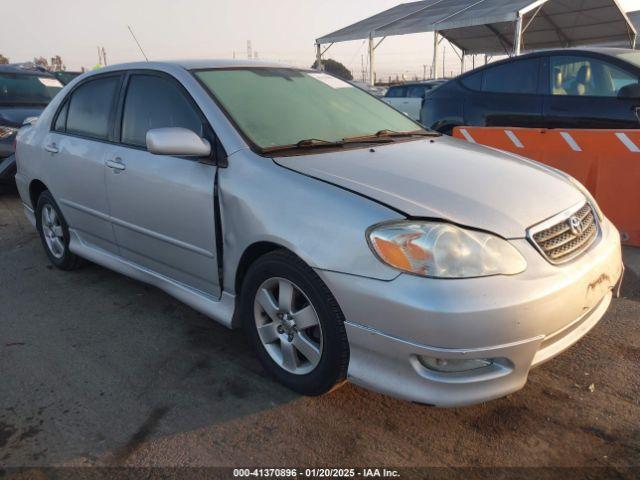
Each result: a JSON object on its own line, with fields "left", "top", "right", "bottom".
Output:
{"left": 121, "top": 74, "right": 203, "bottom": 148}
{"left": 482, "top": 58, "right": 540, "bottom": 94}
{"left": 385, "top": 86, "right": 406, "bottom": 98}
{"left": 66, "top": 76, "right": 120, "bottom": 140}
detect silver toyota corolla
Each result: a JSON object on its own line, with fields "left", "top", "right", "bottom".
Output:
{"left": 14, "top": 60, "right": 623, "bottom": 407}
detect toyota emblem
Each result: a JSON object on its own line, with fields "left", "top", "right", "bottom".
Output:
{"left": 568, "top": 216, "right": 583, "bottom": 236}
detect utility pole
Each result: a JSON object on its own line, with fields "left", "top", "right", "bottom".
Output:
{"left": 423, "top": 64, "right": 427, "bottom": 80}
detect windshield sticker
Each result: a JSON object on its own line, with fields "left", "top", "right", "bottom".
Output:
{"left": 308, "top": 73, "right": 352, "bottom": 89}
{"left": 38, "top": 77, "right": 63, "bottom": 88}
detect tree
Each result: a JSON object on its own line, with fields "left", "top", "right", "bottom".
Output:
{"left": 310, "top": 58, "right": 353, "bottom": 81}
{"left": 0, "top": 54, "right": 8, "bottom": 65}
{"left": 33, "top": 56, "right": 49, "bottom": 69}
{"left": 50, "top": 55, "right": 66, "bottom": 71}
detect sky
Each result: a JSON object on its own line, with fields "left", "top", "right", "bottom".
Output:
{"left": 1, "top": 0, "right": 639, "bottom": 80}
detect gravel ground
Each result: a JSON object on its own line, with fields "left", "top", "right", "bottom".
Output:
{"left": 0, "top": 188, "right": 639, "bottom": 472}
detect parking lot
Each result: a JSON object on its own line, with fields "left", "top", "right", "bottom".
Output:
{"left": 1, "top": 187, "right": 639, "bottom": 470}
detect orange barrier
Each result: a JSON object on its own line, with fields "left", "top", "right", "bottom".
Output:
{"left": 452, "top": 127, "right": 640, "bottom": 247}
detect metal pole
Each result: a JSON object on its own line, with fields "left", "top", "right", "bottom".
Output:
{"left": 632, "top": 33, "right": 637, "bottom": 50}
{"left": 514, "top": 15, "right": 523, "bottom": 56}
{"left": 315, "top": 43, "right": 322, "bottom": 71}
{"left": 442, "top": 46, "right": 446, "bottom": 79}
{"left": 368, "top": 36, "right": 375, "bottom": 86}
{"left": 460, "top": 52, "right": 465, "bottom": 74}
{"left": 432, "top": 31, "right": 440, "bottom": 80}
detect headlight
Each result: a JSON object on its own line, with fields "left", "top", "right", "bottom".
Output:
{"left": 368, "top": 221, "right": 527, "bottom": 278}
{"left": 0, "top": 125, "right": 18, "bottom": 139}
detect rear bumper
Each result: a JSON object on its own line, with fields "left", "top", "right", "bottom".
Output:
{"left": 317, "top": 217, "right": 623, "bottom": 407}
{"left": 0, "top": 154, "right": 16, "bottom": 182}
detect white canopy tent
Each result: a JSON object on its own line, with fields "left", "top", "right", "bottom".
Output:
{"left": 315, "top": 0, "right": 637, "bottom": 85}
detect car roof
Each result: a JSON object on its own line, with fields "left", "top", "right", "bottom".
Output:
{"left": 454, "top": 46, "right": 640, "bottom": 82}
{"left": 0, "top": 64, "right": 57, "bottom": 76}
{"left": 390, "top": 80, "right": 444, "bottom": 87}
{"left": 94, "top": 59, "right": 291, "bottom": 73}
{"left": 518, "top": 46, "right": 637, "bottom": 58}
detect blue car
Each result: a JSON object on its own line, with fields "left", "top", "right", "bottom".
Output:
{"left": 0, "top": 64, "right": 63, "bottom": 188}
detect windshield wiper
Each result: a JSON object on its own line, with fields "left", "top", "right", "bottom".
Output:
{"left": 261, "top": 138, "right": 346, "bottom": 154}
{"left": 260, "top": 128, "right": 440, "bottom": 154}
{"left": 343, "top": 128, "right": 440, "bottom": 143}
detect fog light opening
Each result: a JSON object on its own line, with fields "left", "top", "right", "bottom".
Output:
{"left": 418, "top": 356, "right": 494, "bottom": 373}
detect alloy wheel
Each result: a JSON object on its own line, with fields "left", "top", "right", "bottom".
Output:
{"left": 253, "top": 277, "right": 323, "bottom": 375}
{"left": 41, "top": 204, "right": 65, "bottom": 259}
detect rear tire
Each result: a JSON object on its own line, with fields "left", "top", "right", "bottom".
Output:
{"left": 35, "top": 190, "right": 82, "bottom": 270}
{"left": 240, "top": 250, "right": 349, "bottom": 396}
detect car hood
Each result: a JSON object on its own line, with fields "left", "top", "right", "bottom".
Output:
{"left": 273, "top": 136, "right": 584, "bottom": 239}
{"left": 0, "top": 106, "right": 45, "bottom": 127}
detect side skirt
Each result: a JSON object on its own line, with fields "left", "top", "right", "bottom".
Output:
{"left": 69, "top": 230, "right": 238, "bottom": 328}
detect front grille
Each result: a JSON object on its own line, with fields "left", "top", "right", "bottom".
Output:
{"left": 530, "top": 203, "right": 599, "bottom": 264}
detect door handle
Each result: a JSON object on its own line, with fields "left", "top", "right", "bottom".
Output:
{"left": 105, "top": 158, "right": 126, "bottom": 171}
{"left": 44, "top": 143, "right": 59, "bottom": 154}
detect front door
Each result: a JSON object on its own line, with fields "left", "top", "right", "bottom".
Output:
{"left": 105, "top": 72, "right": 220, "bottom": 297}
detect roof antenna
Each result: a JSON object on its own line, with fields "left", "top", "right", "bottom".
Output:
{"left": 127, "top": 25, "right": 149, "bottom": 61}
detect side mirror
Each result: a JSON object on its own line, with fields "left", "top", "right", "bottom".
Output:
{"left": 618, "top": 83, "right": 640, "bottom": 100}
{"left": 23, "top": 116, "right": 39, "bottom": 126}
{"left": 146, "top": 127, "right": 211, "bottom": 157}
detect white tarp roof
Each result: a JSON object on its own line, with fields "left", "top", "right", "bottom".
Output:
{"left": 317, "top": 0, "right": 637, "bottom": 55}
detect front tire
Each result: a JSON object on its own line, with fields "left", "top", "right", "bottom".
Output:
{"left": 240, "top": 250, "right": 349, "bottom": 396}
{"left": 35, "top": 190, "right": 82, "bottom": 270}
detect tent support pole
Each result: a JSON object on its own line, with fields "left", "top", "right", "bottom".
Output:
{"left": 368, "top": 35, "right": 375, "bottom": 86}
{"left": 514, "top": 15, "right": 523, "bottom": 56}
{"left": 461, "top": 52, "right": 465, "bottom": 74}
{"left": 432, "top": 31, "right": 440, "bottom": 80}
{"left": 315, "top": 43, "right": 322, "bottom": 71}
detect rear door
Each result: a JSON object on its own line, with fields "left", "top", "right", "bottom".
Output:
{"left": 464, "top": 57, "right": 544, "bottom": 128}
{"left": 543, "top": 54, "right": 640, "bottom": 129}
{"left": 44, "top": 74, "right": 122, "bottom": 254}
{"left": 383, "top": 85, "right": 414, "bottom": 115}
{"left": 401, "top": 84, "right": 428, "bottom": 120}
{"left": 105, "top": 72, "right": 221, "bottom": 296}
